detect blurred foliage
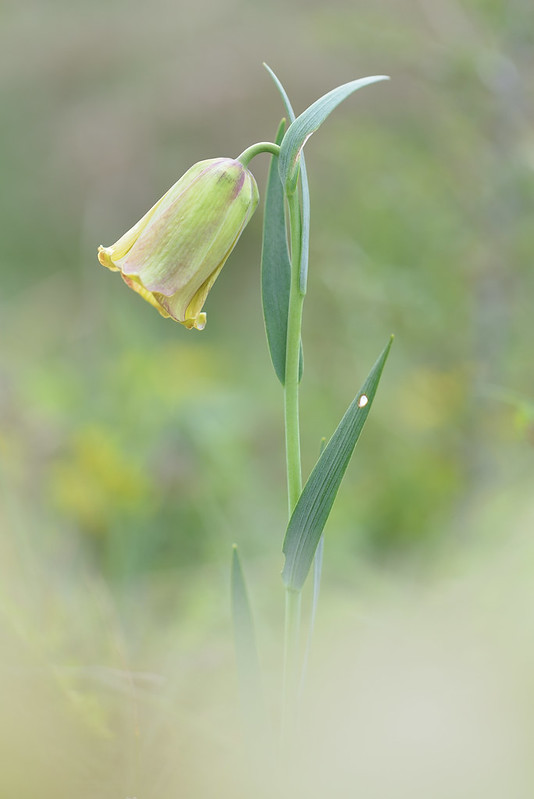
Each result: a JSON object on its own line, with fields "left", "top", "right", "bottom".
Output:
{"left": 1, "top": 0, "right": 534, "bottom": 794}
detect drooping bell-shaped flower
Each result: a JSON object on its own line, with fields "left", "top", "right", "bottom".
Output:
{"left": 98, "top": 158, "right": 259, "bottom": 330}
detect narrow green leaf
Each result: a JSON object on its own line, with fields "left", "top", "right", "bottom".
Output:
{"left": 231, "top": 546, "right": 273, "bottom": 771}
{"left": 261, "top": 119, "right": 292, "bottom": 385}
{"left": 282, "top": 337, "right": 393, "bottom": 591}
{"left": 263, "top": 63, "right": 311, "bottom": 294}
{"left": 299, "top": 439, "right": 326, "bottom": 700}
{"left": 231, "top": 545, "right": 263, "bottom": 721}
{"left": 309, "top": 438, "right": 326, "bottom": 632}
{"left": 299, "top": 158, "right": 310, "bottom": 294}
{"left": 263, "top": 63, "right": 296, "bottom": 123}
{"left": 279, "top": 75, "right": 390, "bottom": 195}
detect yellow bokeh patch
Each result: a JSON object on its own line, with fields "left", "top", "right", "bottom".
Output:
{"left": 49, "top": 425, "right": 150, "bottom": 535}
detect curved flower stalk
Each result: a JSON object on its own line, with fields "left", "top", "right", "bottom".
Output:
{"left": 98, "top": 158, "right": 258, "bottom": 330}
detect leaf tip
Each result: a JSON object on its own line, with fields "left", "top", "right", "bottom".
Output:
{"left": 382, "top": 334, "right": 394, "bottom": 360}
{"left": 231, "top": 544, "right": 239, "bottom": 566}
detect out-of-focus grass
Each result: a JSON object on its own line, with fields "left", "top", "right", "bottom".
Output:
{"left": 1, "top": 0, "right": 534, "bottom": 794}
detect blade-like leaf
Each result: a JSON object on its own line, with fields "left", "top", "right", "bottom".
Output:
{"left": 231, "top": 546, "right": 273, "bottom": 773}
{"left": 231, "top": 545, "right": 263, "bottom": 719}
{"left": 299, "top": 437, "right": 326, "bottom": 700}
{"left": 299, "top": 157, "right": 310, "bottom": 294}
{"left": 279, "top": 75, "right": 390, "bottom": 195}
{"left": 282, "top": 337, "right": 393, "bottom": 591}
{"left": 264, "top": 62, "right": 311, "bottom": 294}
{"left": 263, "top": 62, "right": 296, "bottom": 123}
{"left": 261, "top": 119, "right": 292, "bottom": 385}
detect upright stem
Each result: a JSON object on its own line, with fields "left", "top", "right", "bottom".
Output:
{"left": 284, "top": 191, "right": 304, "bottom": 513}
{"left": 281, "top": 188, "right": 305, "bottom": 749}
{"left": 281, "top": 588, "right": 301, "bottom": 747}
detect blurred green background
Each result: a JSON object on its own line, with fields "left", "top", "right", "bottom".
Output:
{"left": 1, "top": 0, "right": 533, "bottom": 795}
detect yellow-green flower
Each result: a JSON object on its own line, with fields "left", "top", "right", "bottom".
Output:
{"left": 98, "top": 158, "right": 259, "bottom": 330}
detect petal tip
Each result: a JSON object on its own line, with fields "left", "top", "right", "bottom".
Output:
{"left": 97, "top": 245, "right": 118, "bottom": 271}
{"left": 183, "top": 312, "right": 207, "bottom": 331}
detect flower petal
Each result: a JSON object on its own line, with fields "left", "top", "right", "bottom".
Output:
{"left": 121, "top": 274, "right": 170, "bottom": 318}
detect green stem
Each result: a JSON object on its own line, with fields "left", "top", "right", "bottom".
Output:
{"left": 281, "top": 187, "right": 305, "bottom": 750}
{"left": 281, "top": 588, "right": 302, "bottom": 748}
{"left": 284, "top": 190, "right": 304, "bottom": 514}
{"left": 236, "top": 142, "right": 280, "bottom": 167}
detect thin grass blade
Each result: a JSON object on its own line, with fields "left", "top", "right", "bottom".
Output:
{"left": 231, "top": 545, "right": 264, "bottom": 726}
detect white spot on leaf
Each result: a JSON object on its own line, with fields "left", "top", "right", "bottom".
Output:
{"left": 358, "top": 394, "right": 368, "bottom": 408}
